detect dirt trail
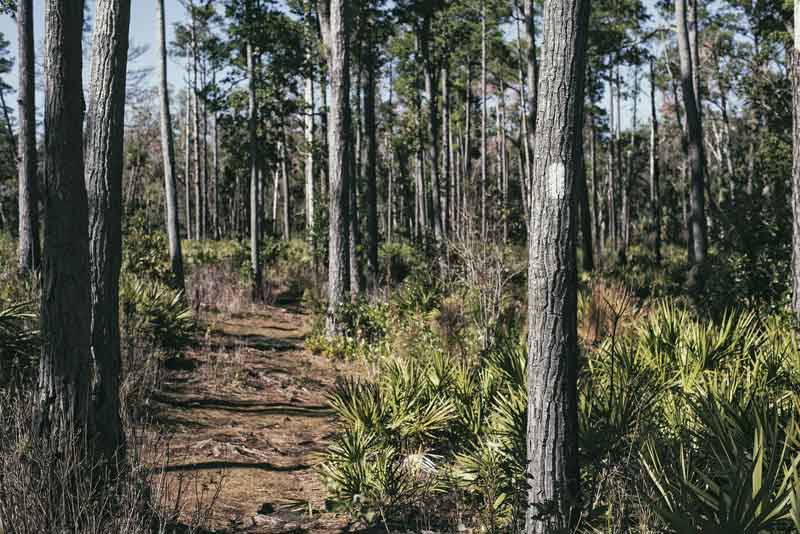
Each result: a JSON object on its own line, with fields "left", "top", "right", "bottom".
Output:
{"left": 153, "top": 303, "right": 358, "bottom": 533}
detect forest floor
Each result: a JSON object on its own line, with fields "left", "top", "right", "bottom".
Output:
{"left": 149, "top": 300, "right": 366, "bottom": 533}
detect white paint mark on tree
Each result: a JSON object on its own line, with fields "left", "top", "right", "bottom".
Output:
{"left": 546, "top": 162, "right": 566, "bottom": 199}
{"left": 795, "top": 0, "right": 800, "bottom": 51}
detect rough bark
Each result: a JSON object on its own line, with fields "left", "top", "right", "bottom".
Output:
{"left": 201, "top": 79, "right": 209, "bottom": 239}
{"left": 421, "top": 19, "right": 443, "bottom": 242}
{"left": 607, "top": 87, "right": 617, "bottom": 253}
{"left": 650, "top": 59, "right": 662, "bottom": 265}
{"left": 577, "top": 118, "right": 593, "bottom": 272}
{"left": 190, "top": 6, "right": 202, "bottom": 241}
{"left": 364, "top": 46, "right": 378, "bottom": 290}
{"left": 319, "top": 0, "right": 351, "bottom": 335}
{"left": 589, "top": 108, "right": 601, "bottom": 257}
{"left": 184, "top": 74, "right": 193, "bottom": 239}
{"left": 523, "top": 0, "right": 539, "bottom": 137}
{"left": 304, "top": 27, "right": 315, "bottom": 236}
{"left": 213, "top": 112, "right": 220, "bottom": 238}
{"left": 792, "top": 2, "right": 800, "bottom": 314}
{"left": 248, "top": 41, "right": 263, "bottom": 300}
{"left": 464, "top": 62, "right": 472, "bottom": 234}
{"left": 0, "top": 86, "right": 15, "bottom": 159}
{"left": 273, "top": 168, "right": 279, "bottom": 234}
{"left": 689, "top": 0, "right": 701, "bottom": 120}
{"left": 525, "top": 0, "right": 589, "bottom": 530}
{"left": 500, "top": 84, "right": 509, "bottom": 242}
{"left": 480, "top": 1, "right": 487, "bottom": 239}
{"left": 280, "top": 131, "right": 291, "bottom": 240}
{"left": 157, "top": 0, "right": 185, "bottom": 291}
{"left": 515, "top": 14, "right": 533, "bottom": 232}
{"left": 442, "top": 66, "right": 452, "bottom": 237}
{"left": 17, "top": 0, "right": 39, "bottom": 274}
{"left": 349, "top": 68, "right": 362, "bottom": 296}
{"left": 676, "top": 0, "right": 708, "bottom": 278}
{"left": 37, "top": 0, "right": 92, "bottom": 446}
{"left": 85, "top": 0, "right": 131, "bottom": 463}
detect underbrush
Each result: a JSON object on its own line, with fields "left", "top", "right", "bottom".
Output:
{"left": 0, "top": 230, "right": 219, "bottom": 532}
{"left": 0, "top": 391, "right": 221, "bottom": 534}
{"left": 319, "top": 289, "right": 800, "bottom": 532}
{"left": 313, "top": 238, "right": 800, "bottom": 533}
{"left": 185, "top": 237, "right": 316, "bottom": 310}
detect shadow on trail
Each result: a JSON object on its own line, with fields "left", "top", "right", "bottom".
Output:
{"left": 153, "top": 394, "right": 334, "bottom": 417}
{"left": 163, "top": 460, "right": 311, "bottom": 473}
{"left": 213, "top": 335, "right": 306, "bottom": 353}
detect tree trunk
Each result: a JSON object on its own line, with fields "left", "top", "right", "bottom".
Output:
{"left": 350, "top": 68, "right": 362, "bottom": 297}
{"left": 500, "top": 84, "right": 509, "bottom": 243}
{"left": 523, "top": 0, "right": 539, "bottom": 138}
{"left": 676, "top": 0, "right": 708, "bottom": 280}
{"left": 689, "top": 0, "right": 701, "bottom": 120}
{"left": 388, "top": 138, "right": 395, "bottom": 243}
{"left": 17, "top": 0, "right": 39, "bottom": 274}
{"left": 607, "top": 85, "right": 617, "bottom": 253}
{"left": 273, "top": 168, "right": 280, "bottom": 234}
{"left": 442, "top": 66, "right": 452, "bottom": 237}
{"left": 364, "top": 45, "right": 378, "bottom": 290}
{"left": 248, "top": 41, "right": 263, "bottom": 300}
{"left": 213, "top": 112, "right": 220, "bottom": 238}
{"left": 320, "top": 67, "right": 330, "bottom": 202}
{"left": 590, "top": 110, "right": 601, "bottom": 257}
{"left": 464, "top": 61, "right": 472, "bottom": 235}
{"left": 304, "top": 37, "right": 315, "bottom": 236}
{"left": 792, "top": 4, "right": 800, "bottom": 314}
{"left": 480, "top": 1, "right": 487, "bottom": 239}
{"left": 319, "top": 0, "right": 351, "bottom": 335}
{"left": 280, "top": 130, "right": 291, "bottom": 240}
{"left": 650, "top": 59, "right": 661, "bottom": 265}
{"left": 190, "top": 7, "right": 202, "bottom": 241}
{"left": 201, "top": 78, "right": 209, "bottom": 240}
{"left": 0, "top": 85, "right": 16, "bottom": 160}
{"left": 38, "top": 0, "right": 92, "bottom": 447}
{"left": 515, "top": 8, "right": 533, "bottom": 226}
{"left": 184, "top": 75, "right": 193, "bottom": 240}
{"left": 85, "top": 0, "right": 131, "bottom": 463}
{"left": 157, "top": 0, "right": 185, "bottom": 291}
{"left": 349, "top": 155, "right": 362, "bottom": 297}
{"left": 525, "top": 0, "right": 589, "bottom": 530}
{"left": 421, "top": 20, "right": 443, "bottom": 242}
{"left": 615, "top": 67, "right": 626, "bottom": 263}
{"left": 577, "top": 118, "right": 593, "bottom": 272}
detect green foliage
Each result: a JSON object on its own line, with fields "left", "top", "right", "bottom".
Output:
{"left": 0, "top": 302, "right": 39, "bottom": 389}
{"left": 122, "top": 218, "right": 172, "bottom": 284}
{"left": 393, "top": 271, "right": 442, "bottom": 318}
{"left": 306, "top": 299, "right": 392, "bottom": 361}
{"left": 379, "top": 240, "right": 424, "bottom": 285}
{"left": 183, "top": 239, "right": 243, "bottom": 267}
{"left": 320, "top": 272, "right": 800, "bottom": 532}
{"left": 643, "top": 397, "right": 799, "bottom": 533}
{"left": 120, "top": 275, "right": 195, "bottom": 355}
{"left": 320, "top": 326, "right": 529, "bottom": 530}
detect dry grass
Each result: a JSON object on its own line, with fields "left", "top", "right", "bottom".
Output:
{"left": 0, "top": 392, "right": 223, "bottom": 534}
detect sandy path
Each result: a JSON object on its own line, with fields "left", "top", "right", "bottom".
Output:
{"left": 152, "top": 304, "right": 358, "bottom": 533}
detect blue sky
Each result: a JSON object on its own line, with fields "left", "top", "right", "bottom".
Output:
{"left": 0, "top": 1, "right": 662, "bottom": 130}
{"left": 0, "top": 0, "right": 190, "bottom": 108}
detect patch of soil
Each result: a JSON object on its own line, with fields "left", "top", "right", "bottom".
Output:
{"left": 151, "top": 304, "right": 364, "bottom": 533}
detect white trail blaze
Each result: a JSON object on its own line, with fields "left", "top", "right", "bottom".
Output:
{"left": 546, "top": 161, "right": 566, "bottom": 199}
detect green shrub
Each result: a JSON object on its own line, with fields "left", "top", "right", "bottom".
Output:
{"left": 120, "top": 275, "right": 195, "bottom": 355}
{"left": 319, "top": 284, "right": 800, "bottom": 532}
{"left": 0, "top": 302, "right": 39, "bottom": 389}
{"left": 306, "top": 299, "right": 392, "bottom": 361}
{"left": 379, "top": 240, "right": 423, "bottom": 285}
{"left": 122, "top": 220, "right": 172, "bottom": 284}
